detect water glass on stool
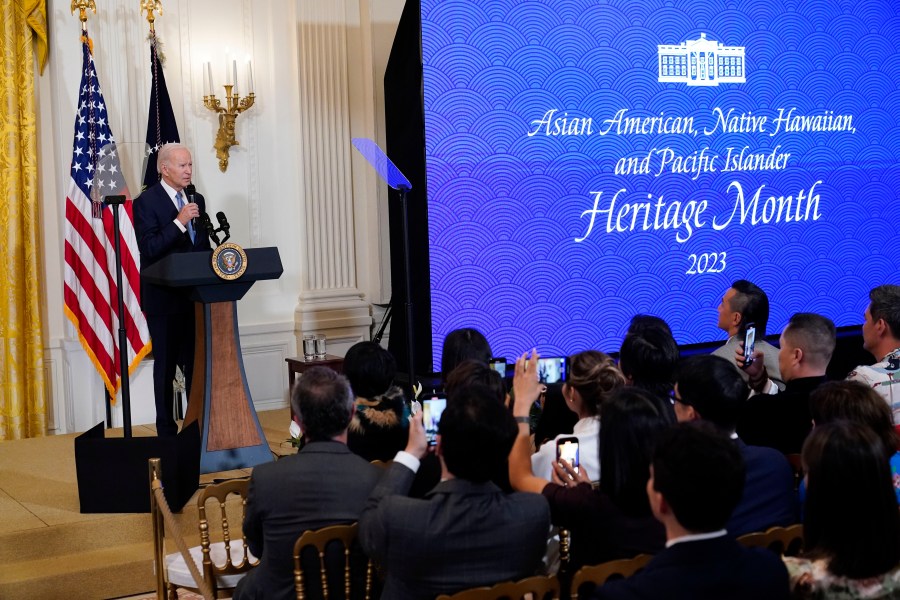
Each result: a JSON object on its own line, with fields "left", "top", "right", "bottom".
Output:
{"left": 314, "top": 334, "right": 327, "bottom": 359}
{"left": 302, "top": 334, "right": 316, "bottom": 361}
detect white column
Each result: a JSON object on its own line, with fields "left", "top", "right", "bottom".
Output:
{"left": 295, "top": 0, "right": 374, "bottom": 354}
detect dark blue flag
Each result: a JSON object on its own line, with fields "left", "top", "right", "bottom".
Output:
{"left": 142, "top": 36, "right": 180, "bottom": 190}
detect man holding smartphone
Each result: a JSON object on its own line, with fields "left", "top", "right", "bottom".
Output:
{"left": 712, "top": 280, "right": 784, "bottom": 389}
{"left": 359, "top": 365, "right": 550, "bottom": 599}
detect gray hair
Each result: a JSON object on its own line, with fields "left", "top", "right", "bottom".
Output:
{"left": 291, "top": 367, "right": 355, "bottom": 441}
{"left": 156, "top": 142, "right": 190, "bottom": 172}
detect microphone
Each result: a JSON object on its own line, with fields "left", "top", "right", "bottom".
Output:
{"left": 201, "top": 212, "right": 220, "bottom": 246}
{"left": 216, "top": 211, "right": 231, "bottom": 243}
{"left": 185, "top": 183, "right": 199, "bottom": 231}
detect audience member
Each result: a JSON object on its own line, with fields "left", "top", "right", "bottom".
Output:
{"left": 593, "top": 422, "right": 790, "bottom": 600}
{"left": 619, "top": 318, "right": 679, "bottom": 402}
{"left": 509, "top": 382, "right": 669, "bottom": 570}
{"left": 848, "top": 284, "right": 900, "bottom": 422}
{"left": 359, "top": 374, "right": 549, "bottom": 599}
{"left": 784, "top": 422, "right": 900, "bottom": 598}
{"left": 712, "top": 280, "right": 785, "bottom": 388}
{"left": 674, "top": 355, "right": 797, "bottom": 536}
{"left": 408, "top": 360, "right": 513, "bottom": 497}
{"left": 530, "top": 351, "right": 626, "bottom": 482}
{"left": 235, "top": 367, "right": 381, "bottom": 600}
{"left": 809, "top": 380, "right": 900, "bottom": 503}
{"left": 737, "top": 313, "right": 834, "bottom": 454}
{"left": 627, "top": 313, "right": 673, "bottom": 337}
{"left": 440, "top": 327, "right": 493, "bottom": 383}
{"left": 532, "top": 383, "right": 579, "bottom": 449}
{"left": 343, "top": 341, "right": 409, "bottom": 461}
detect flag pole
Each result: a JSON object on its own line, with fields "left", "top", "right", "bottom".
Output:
{"left": 141, "top": 0, "right": 163, "bottom": 35}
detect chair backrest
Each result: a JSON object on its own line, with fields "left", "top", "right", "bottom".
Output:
{"left": 435, "top": 574, "right": 560, "bottom": 600}
{"left": 737, "top": 524, "right": 804, "bottom": 557}
{"left": 293, "top": 522, "right": 374, "bottom": 600}
{"left": 197, "top": 478, "right": 257, "bottom": 591}
{"left": 570, "top": 554, "right": 652, "bottom": 599}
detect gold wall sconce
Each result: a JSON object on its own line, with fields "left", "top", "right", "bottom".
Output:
{"left": 202, "top": 59, "right": 255, "bottom": 172}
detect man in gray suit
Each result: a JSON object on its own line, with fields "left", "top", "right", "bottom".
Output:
{"left": 712, "top": 279, "right": 785, "bottom": 389}
{"left": 234, "top": 367, "right": 382, "bottom": 600}
{"left": 360, "top": 365, "right": 550, "bottom": 600}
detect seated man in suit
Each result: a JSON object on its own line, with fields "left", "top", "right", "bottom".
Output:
{"left": 234, "top": 367, "right": 382, "bottom": 600}
{"left": 712, "top": 280, "right": 785, "bottom": 389}
{"left": 673, "top": 355, "right": 797, "bottom": 536}
{"left": 359, "top": 362, "right": 550, "bottom": 600}
{"left": 594, "top": 422, "right": 790, "bottom": 600}
{"left": 738, "top": 312, "right": 835, "bottom": 453}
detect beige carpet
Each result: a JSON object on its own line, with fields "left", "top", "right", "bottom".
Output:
{"left": 0, "top": 407, "right": 294, "bottom": 599}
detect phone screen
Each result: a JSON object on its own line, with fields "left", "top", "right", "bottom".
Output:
{"left": 537, "top": 357, "right": 566, "bottom": 384}
{"left": 744, "top": 325, "right": 756, "bottom": 366}
{"left": 489, "top": 358, "right": 507, "bottom": 377}
{"left": 556, "top": 437, "right": 580, "bottom": 473}
{"left": 423, "top": 397, "right": 446, "bottom": 446}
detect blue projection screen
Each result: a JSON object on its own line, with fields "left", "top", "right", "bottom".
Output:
{"left": 421, "top": 0, "right": 900, "bottom": 370}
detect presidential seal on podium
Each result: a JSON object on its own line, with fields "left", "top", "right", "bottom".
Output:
{"left": 211, "top": 242, "right": 248, "bottom": 280}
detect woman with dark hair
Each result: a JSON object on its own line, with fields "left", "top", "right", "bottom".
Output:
{"left": 784, "top": 421, "right": 900, "bottom": 597}
{"left": 440, "top": 328, "right": 492, "bottom": 382}
{"left": 530, "top": 351, "right": 626, "bottom": 482}
{"left": 809, "top": 380, "right": 900, "bottom": 503}
{"left": 343, "top": 341, "right": 408, "bottom": 461}
{"left": 510, "top": 356, "right": 672, "bottom": 569}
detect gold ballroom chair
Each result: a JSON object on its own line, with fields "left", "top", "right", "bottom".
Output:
{"left": 151, "top": 463, "right": 257, "bottom": 599}
{"left": 570, "top": 554, "right": 653, "bottom": 599}
{"left": 435, "top": 574, "right": 560, "bottom": 600}
{"left": 293, "top": 522, "right": 376, "bottom": 600}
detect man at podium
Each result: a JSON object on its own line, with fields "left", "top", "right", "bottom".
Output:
{"left": 134, "top": 143, "right": 212, "bottom": 436}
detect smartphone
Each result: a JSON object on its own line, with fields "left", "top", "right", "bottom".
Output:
{"left": 556, "top": 436, "right": 580, "bottom": 473}
{"left": 743, "top": 324, "right": 756, "bottom": 368}
{"left": 537, "top": 357, "right": 566, "bottom": 384}
{"left": 489, "top": 357, "right": 507, "bottom": 378}
{"left": 423, "top": 396, "right": 446, "bottom": 446}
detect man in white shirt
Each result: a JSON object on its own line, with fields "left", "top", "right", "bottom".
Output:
{"left": 848, "top": 284, "right": 900, "bottom": 423}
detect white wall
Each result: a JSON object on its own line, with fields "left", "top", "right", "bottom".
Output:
{"left": 37, "top": 0, "right": 405, "bottom": 433}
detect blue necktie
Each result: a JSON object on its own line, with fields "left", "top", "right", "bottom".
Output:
{"left": 175, "top": 191, "right": 196, "bottom": 243}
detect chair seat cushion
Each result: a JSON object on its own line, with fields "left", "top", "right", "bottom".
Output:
{"left": 165, "top": 540, "right": 257, "bottom": 589}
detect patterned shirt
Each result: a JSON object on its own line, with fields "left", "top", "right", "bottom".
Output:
{"left": 784, "top": 557, "right": 900, "bottom": 599}
{"left": 848, "top": 347, "right": 900, "bottom": 424}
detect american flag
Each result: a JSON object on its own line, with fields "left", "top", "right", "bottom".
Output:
{"left": 63, "top": 35, "right": 151, "bottom": 398}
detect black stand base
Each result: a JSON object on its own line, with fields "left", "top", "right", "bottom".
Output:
{"left": 74, "top": 421, "right": 201, "bottom": 514}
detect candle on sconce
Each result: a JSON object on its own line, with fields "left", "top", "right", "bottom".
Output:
{"left": 202, "top": 63, "right": 209, "bottom": 96}
{"left": 225, "top": 51, "right": 232, "bottom": 85}
{"left": 247, "top": 58, "right": 254, "bottom": 94}
{"left": 232, "top": 60, "right": 238, "bottom": 96}
{"left": 207, "top": 62, "right": 214, "bottom": 95}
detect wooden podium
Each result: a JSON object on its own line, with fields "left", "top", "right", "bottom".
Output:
{"left": 143, "top": 247, "right": 283, "bottom": 473}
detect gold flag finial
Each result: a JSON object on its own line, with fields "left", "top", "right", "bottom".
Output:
{"left": 71, "top": 0, "right": 96, "bottom": 30}
{"left": 141, "top": 0, "right": 163, "bottom": 34}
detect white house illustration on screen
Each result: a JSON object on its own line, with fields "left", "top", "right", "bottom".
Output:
{"left": 658, "top": 33, "right": 745, "bottom": 86}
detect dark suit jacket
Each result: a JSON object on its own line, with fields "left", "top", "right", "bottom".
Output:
{"left": 728, "top": 440, "right": 798, "bottom": 537}
{"left": 359, "top": 461, "right": 550, "bottom": 600}
{"left": 133, "top": 182, "right": 211, "bottom": 314}
{"left": 593, "top": 535, "right": 790, "bottom": 600}
{"left": 234, "top": 441, "right": 382, "bottom": 600}
{"left": 738, "top": 376, "right": 826, "bottom": 454}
